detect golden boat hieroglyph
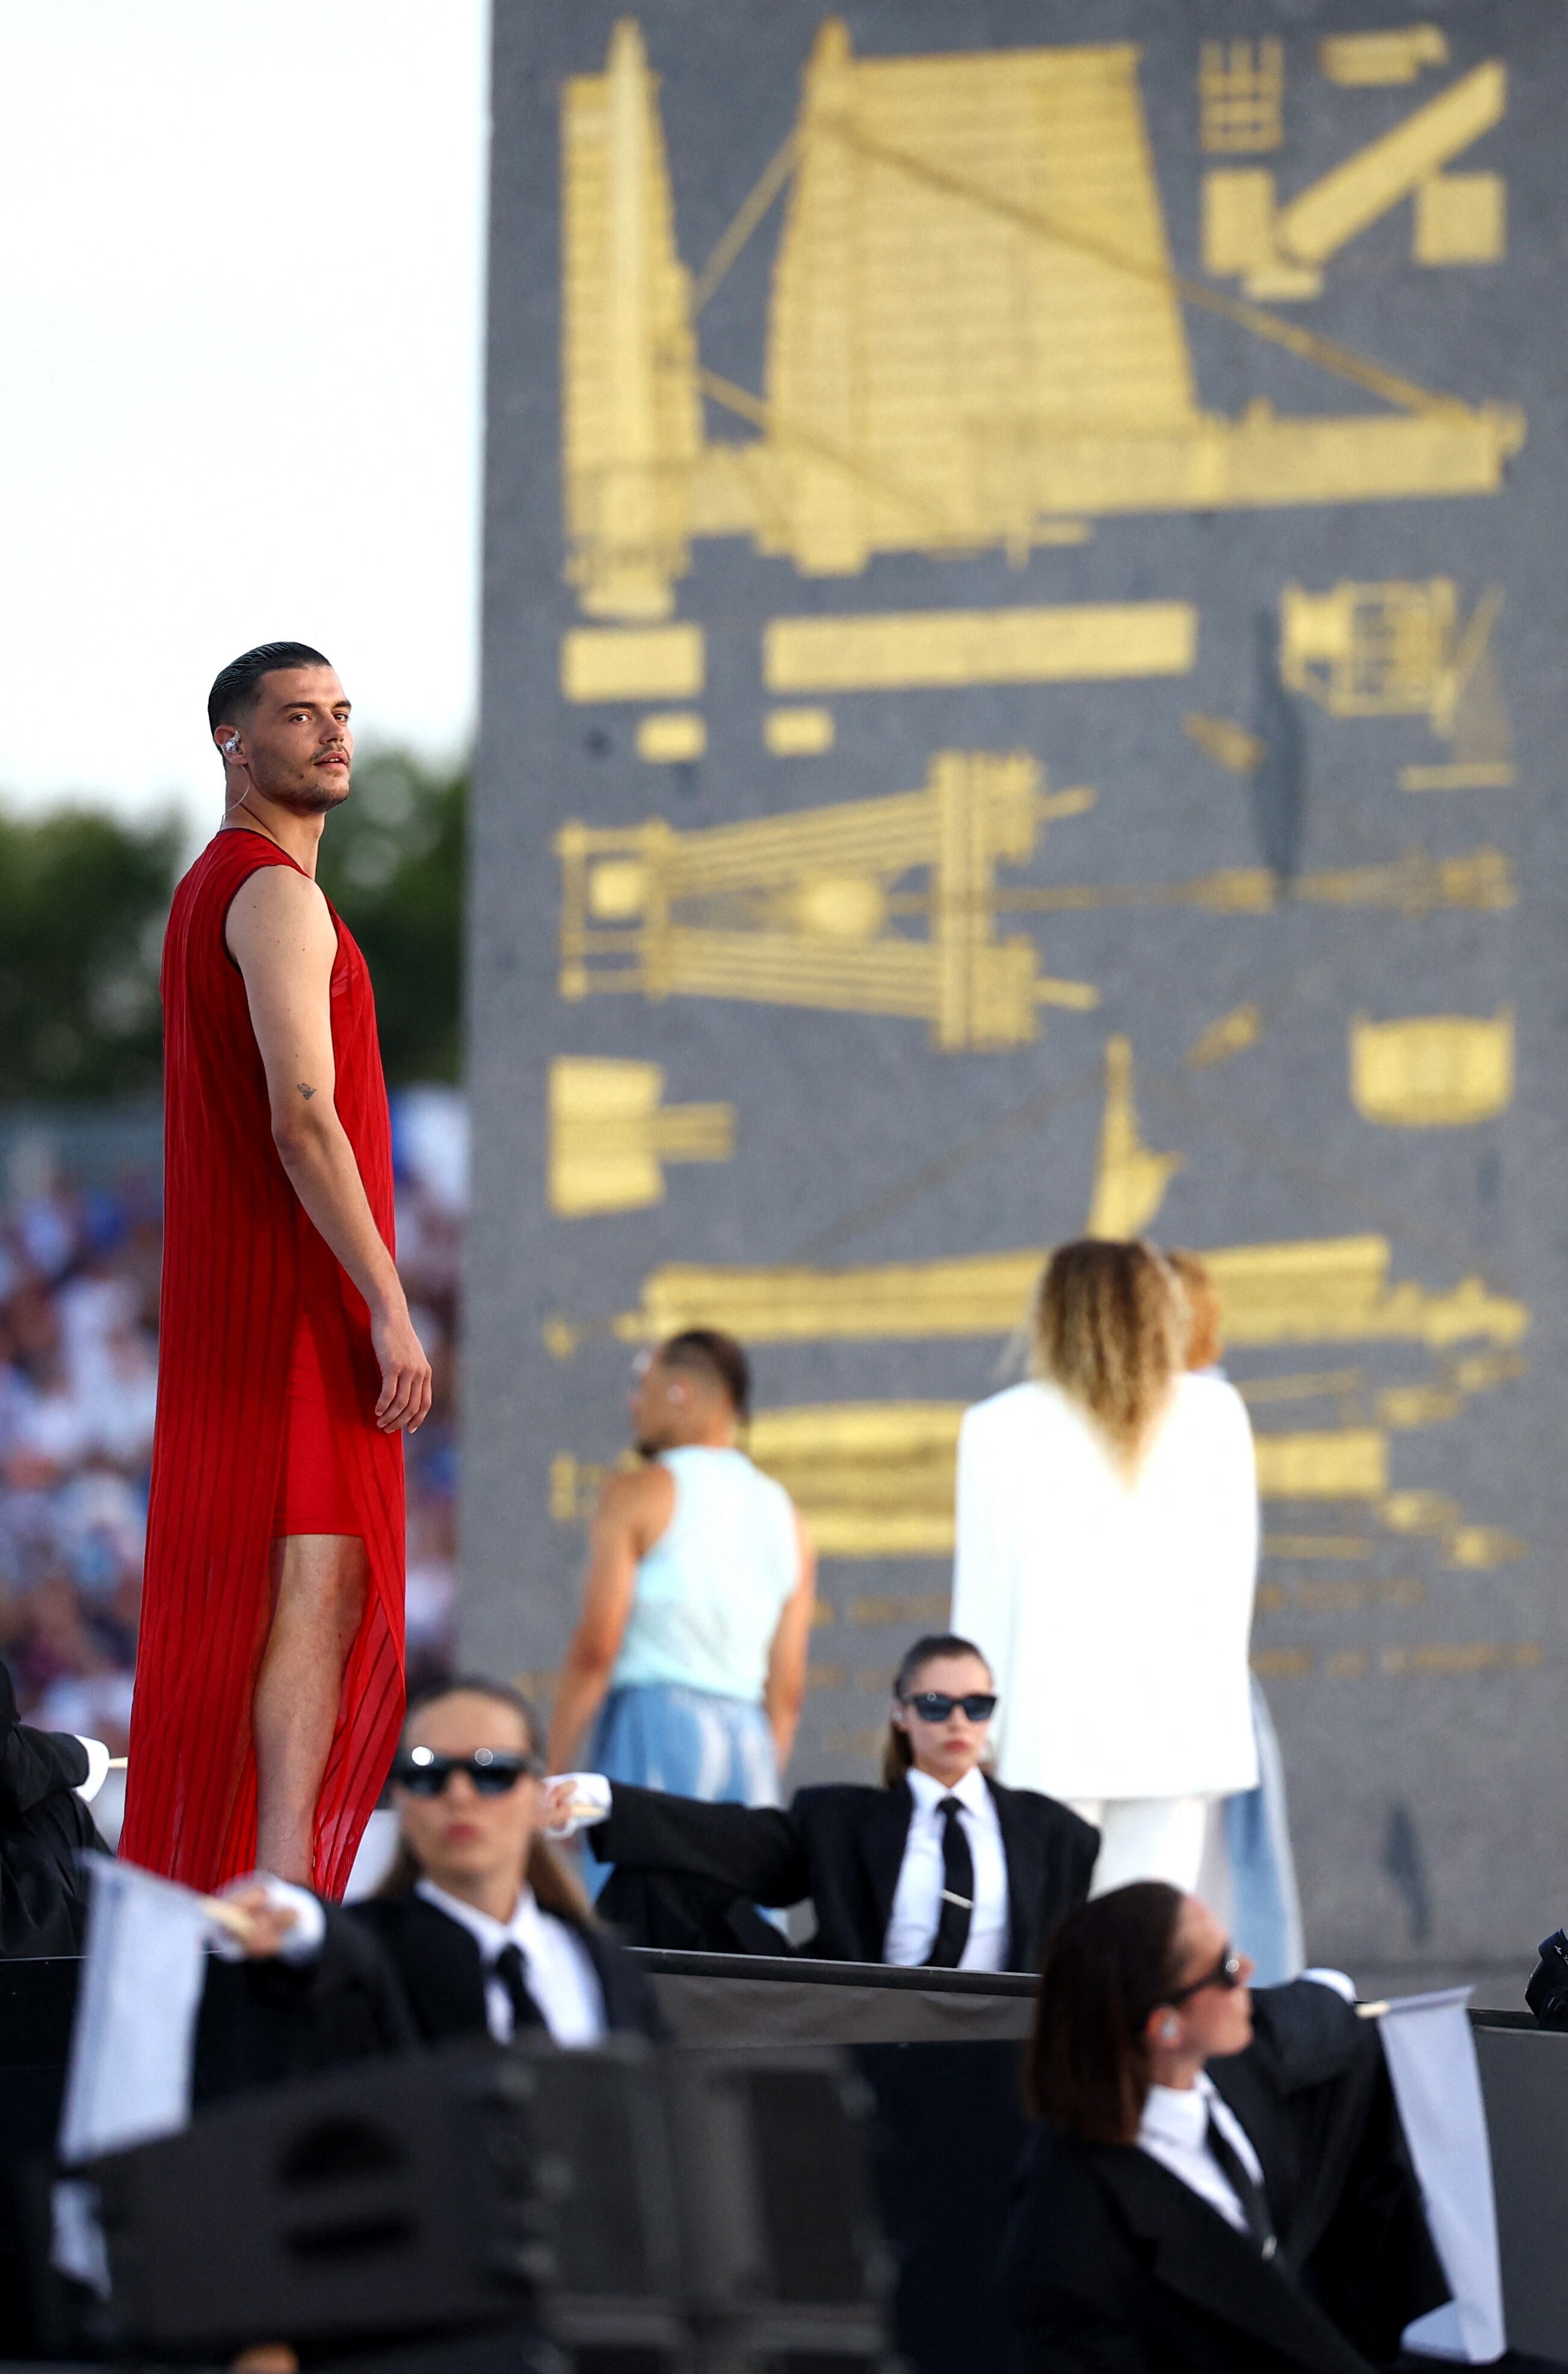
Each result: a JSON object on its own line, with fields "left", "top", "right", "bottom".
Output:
{"left": 560, "top": 20, "right": 1523, "bottom": 620}
{"left": 556, "top": 748, "right": 1516, "bottom": 1051}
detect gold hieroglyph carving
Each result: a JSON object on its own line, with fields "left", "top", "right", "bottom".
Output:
{"left": 1253, "top": 1429, "right": 1387, "bottom": 1499}
{"left": 560, "top": 21, "right": 701, "bottom": 618}
{"left": 554, "top": 1399, "right": 1504, "bottom": 1562}
{"left": 1203, "top": 61, "right": 1506, "bottom": 298}
{"left": 556, "top": 752, "right": 1100, "bottom": 1050}
{"left": 559, "top": 23, "right": 1523, "bottom": 617}
{"left": 1085, "top": 1036, "right": 1182, "bottom": 1238}
{"left": 1349, "top": 1010, "right": 1514, "bottom": 1128}
{"left": 1199, "top": 40, "right": 1284, "bottom": 155}
{"left": 1281, "top": 578, "right": 1514, "bottom": 790}
{"left": 1413, "top": 173, "right": 1505, "bottom": 266}
{"left": 1184, "top": 714, "right": 1267, "bottom": 774}
{"left": 562, "top": 623, "right": 705, "bottom": 702}
{"left": 1187, "top": 1004, "right": 1264, "bottom": 1069}
{"left": 547, "top": 1057, "right": 734, "bottom": 1217}
{"left": 1319, "top": 29, "right": 1448, "bottom": 87}
{"left": 557, "top": 752, "right": 1511, "bottom": 1049}
{"left": 763, "top": 604, "right": 1197, "bottom": 694}
{"left": 582, "top": 1234, "right": 1526, "bottom": 1355}
{"left": 764, "top": 707, "right": 835, "bottom": 757}
{"left": 636, "top": 713, "right": 705, "bottom": 762}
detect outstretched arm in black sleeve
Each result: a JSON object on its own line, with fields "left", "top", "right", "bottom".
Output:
{"left": 593, "top": 1781, "right": 810, "bottom": 1908}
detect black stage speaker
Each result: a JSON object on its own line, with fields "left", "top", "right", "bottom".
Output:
{"left": 77, "top": 2041, "right": 895, "bottom": 2372}
{"left": 88, "top": 2041, "right": 552, "bottom": 2358}
{"left": 656, "top": 2052, "right": 895, "bottom": 2368}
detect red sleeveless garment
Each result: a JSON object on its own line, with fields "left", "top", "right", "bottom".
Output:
{"left": 120, "top": 830, "right": 406, "bottom": 1897}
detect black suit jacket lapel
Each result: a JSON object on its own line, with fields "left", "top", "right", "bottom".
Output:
{"left": 388, "top": 1896, "right": 492, "bottom": 2041}
{"left": 986, "top": 1778, "right": 1041, "bottom": 1972}
{"left": 1087, "top": 2145, "right": 1371, "bottom": 2374}
{"left": 857, "top": 1783, "right": 914, "bottom": 1957}
{"left": 576, "top": 1920, "right": 662, "bottom": 2039}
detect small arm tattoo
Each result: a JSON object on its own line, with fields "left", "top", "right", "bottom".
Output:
{"left": 295, "top": 1082, "right": 316, "bottom": 1101}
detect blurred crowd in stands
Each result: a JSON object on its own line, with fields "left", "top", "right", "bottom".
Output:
{"left": 0, "top": 1090, "right": 466, "bottom": 1754}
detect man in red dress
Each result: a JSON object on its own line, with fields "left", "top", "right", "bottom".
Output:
{"left": 120, "top": 643, "right": 431, "bottom": 1894}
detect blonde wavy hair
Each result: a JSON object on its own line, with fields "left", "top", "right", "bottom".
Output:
{"left": 1167, "top": 1249, "right": 1223, "bottom": 1373}
{"left": 1031, "top": 1238, "right": 1184, "bottom": 1472}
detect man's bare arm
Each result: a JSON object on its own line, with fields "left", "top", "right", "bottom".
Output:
{"left": 764, "top": 1513, "right": 816, "bottom": 1771}
{"left": 226, "top": 864, "right": 431, "bottom": 1434}
{"left": 546, "top": 1466, "right": 673, "bottom": 1771}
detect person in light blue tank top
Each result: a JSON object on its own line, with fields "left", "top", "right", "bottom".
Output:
{"left": 546, "top": 1331, "right": 816, "bottom": 1894}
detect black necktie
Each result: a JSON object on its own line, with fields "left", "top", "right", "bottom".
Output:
{"left": 493, "top": 1943, "right": 546, "bottom": 2037}
{"left": 923, "top": 1796, "right": 975, "bottom": 1970}
{"left": 1205, "top": 2109, "right": 1277, "bottom": 2260}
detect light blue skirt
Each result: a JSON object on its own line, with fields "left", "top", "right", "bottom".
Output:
{"left": 1221, "top": 1676, "right": 1304, "bottom": 1985}
{"left": 584, "top": 1681, "right": 780, "bottom": 1896}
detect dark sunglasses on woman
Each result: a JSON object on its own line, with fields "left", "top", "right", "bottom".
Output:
{"left": 393, "top": 1746, "right": 546, "bottom": 1797}
{"left": 1165, "top": 1946, "right": 1246, "bottom": 2006}
{"left": 900, "top": 1690, "right": 998, "bottom": 1723}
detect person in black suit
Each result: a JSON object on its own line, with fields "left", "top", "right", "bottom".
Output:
{"left": 1525, "top": 1927, "right": 1568, "bottom": 2029}
{"left": 227, "top": 1676, "right": 658, "bottom": 2056}
{"left": 0, "top": 1657, "right": 106, "bottom": 1958}
{"left": 1002, "top": 1881, "right": 1448, "bottom": 2373}
{"left": 548, "top": 1633, "right": 1099, "bottom": 1971}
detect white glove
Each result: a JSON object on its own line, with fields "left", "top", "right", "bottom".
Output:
{"left": 72, "top": 1739, "right": 111, "bottom": 1804}
{"left": 210, "top": 1875, "right": 327, "bottom": 1962}
{"left": 542, "top": 1773, "right": 612, "bottom": 1838}
{"left": 1301, "top": 1966, "right": 1357, "bottom": 2003}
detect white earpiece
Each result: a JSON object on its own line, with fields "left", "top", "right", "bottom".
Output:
{"left": 224, "top": 735, "right": 240, "bottom": 756}
{"left": 1160, "top": 2015, "right": 1180, "bottom": 2042}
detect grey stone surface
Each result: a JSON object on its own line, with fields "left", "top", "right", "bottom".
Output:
{"left": 468, "top": 0, "right": 1568, "bottom": 1980}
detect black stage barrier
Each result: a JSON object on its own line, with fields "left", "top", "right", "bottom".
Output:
{"left": 5, "top": 1953, "right": 1568, "bottom": 2364}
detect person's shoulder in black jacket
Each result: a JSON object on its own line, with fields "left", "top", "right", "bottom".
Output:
{"left": 344, "top": 1885, "right": 661, "bottom": 2047}
{"left": 1526, "top": 1928, "right": 1568, "bottom": 2027}
{"left": 0, "top": 1657, "right": 102, "bottom": 1958}
{"left": 1004, "top": 1979, "right": 1446, "bottom": 2374}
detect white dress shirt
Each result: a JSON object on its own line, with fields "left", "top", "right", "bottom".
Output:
{"left": 882, "top": 1764, "right": 1011, "bottom": 1972}
{"left": 416, "top": 1879, "right": 607, "bottom": 2048}
{"left": 1138, "top": 2069, "right": 1267, "bottom": 2236}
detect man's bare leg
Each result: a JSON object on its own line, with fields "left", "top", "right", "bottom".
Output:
{"left": 253, "top": 1533, "right": 366, "bottom": 1884}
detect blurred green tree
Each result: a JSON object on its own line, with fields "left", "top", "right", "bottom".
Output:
{"left": 0, "top": 804, "right": 182, "bottom": 1098}
{"left": 313, "top": 748, "right": 466, "bottom": 1084}
{"left": 0, "top": 750, "right": 466, "bottom": 1101}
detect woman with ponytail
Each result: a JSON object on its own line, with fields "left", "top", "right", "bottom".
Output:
{"left": 549, "top": 1633, "right": 1098, "bottom": 1970}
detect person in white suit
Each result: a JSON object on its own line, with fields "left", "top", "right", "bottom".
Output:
{"left": 951, "top": 1238, "right": 1259, "bottom": 1897}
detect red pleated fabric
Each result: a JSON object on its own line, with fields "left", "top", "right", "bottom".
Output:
{"left": 120, "top": 830, "right": 406, "bottom": 1898}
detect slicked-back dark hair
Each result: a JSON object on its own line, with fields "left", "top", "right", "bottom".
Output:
{"left": 1026, "top": 1882, "right": 1186, "bottom": 2142}
{"left": 656, "top": 1328, "right": 752, "bottom": 1420}
{"left": 881, "top": 1631, "right": 992, "bottom": 1785}
{"left": 208, "top": 641, "right": 333, "bottom": 736}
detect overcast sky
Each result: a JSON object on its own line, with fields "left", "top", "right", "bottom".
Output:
{"left": 0, "top": 1, "right": 487, "bottom": 838}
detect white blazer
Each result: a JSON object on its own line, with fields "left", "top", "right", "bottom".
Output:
{"left": 951, "top": 1374, "right": 1260, "bottom": 1801}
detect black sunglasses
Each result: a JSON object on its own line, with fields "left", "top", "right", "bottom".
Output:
{"left": 1165, "top": 1946, "right": 1245, "bottom": 2008}
{"left": 394, "top": 1746, "right": 544, "bottom": 1798}
{"left": 900, "top": 1690, "right": 998, "bottom": 1723}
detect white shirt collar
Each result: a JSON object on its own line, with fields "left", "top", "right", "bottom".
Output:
{"left": 416, "top": 1875, "right": 536, "bottom": 1960}
{"left": 905, "top": 1761, "right": 992, "bottom": 1816}
{"left": 1139, "top": 2068, "right": 1218, "bottom": 2150}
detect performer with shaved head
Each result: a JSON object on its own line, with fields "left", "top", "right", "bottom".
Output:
{"left": 120, "top": 643, "right": 430, "bottom": 1894}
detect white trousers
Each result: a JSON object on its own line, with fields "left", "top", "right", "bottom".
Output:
{"left": 1068, "top": 1794, "right": 1210, "bottom": 1897}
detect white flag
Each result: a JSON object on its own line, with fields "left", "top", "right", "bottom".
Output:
{"left": 58, "top": 1856, "right": 214, "bottom": 2167}
{"left": 1382, "top": 1986, "right": 1506, "bottom": 2365}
